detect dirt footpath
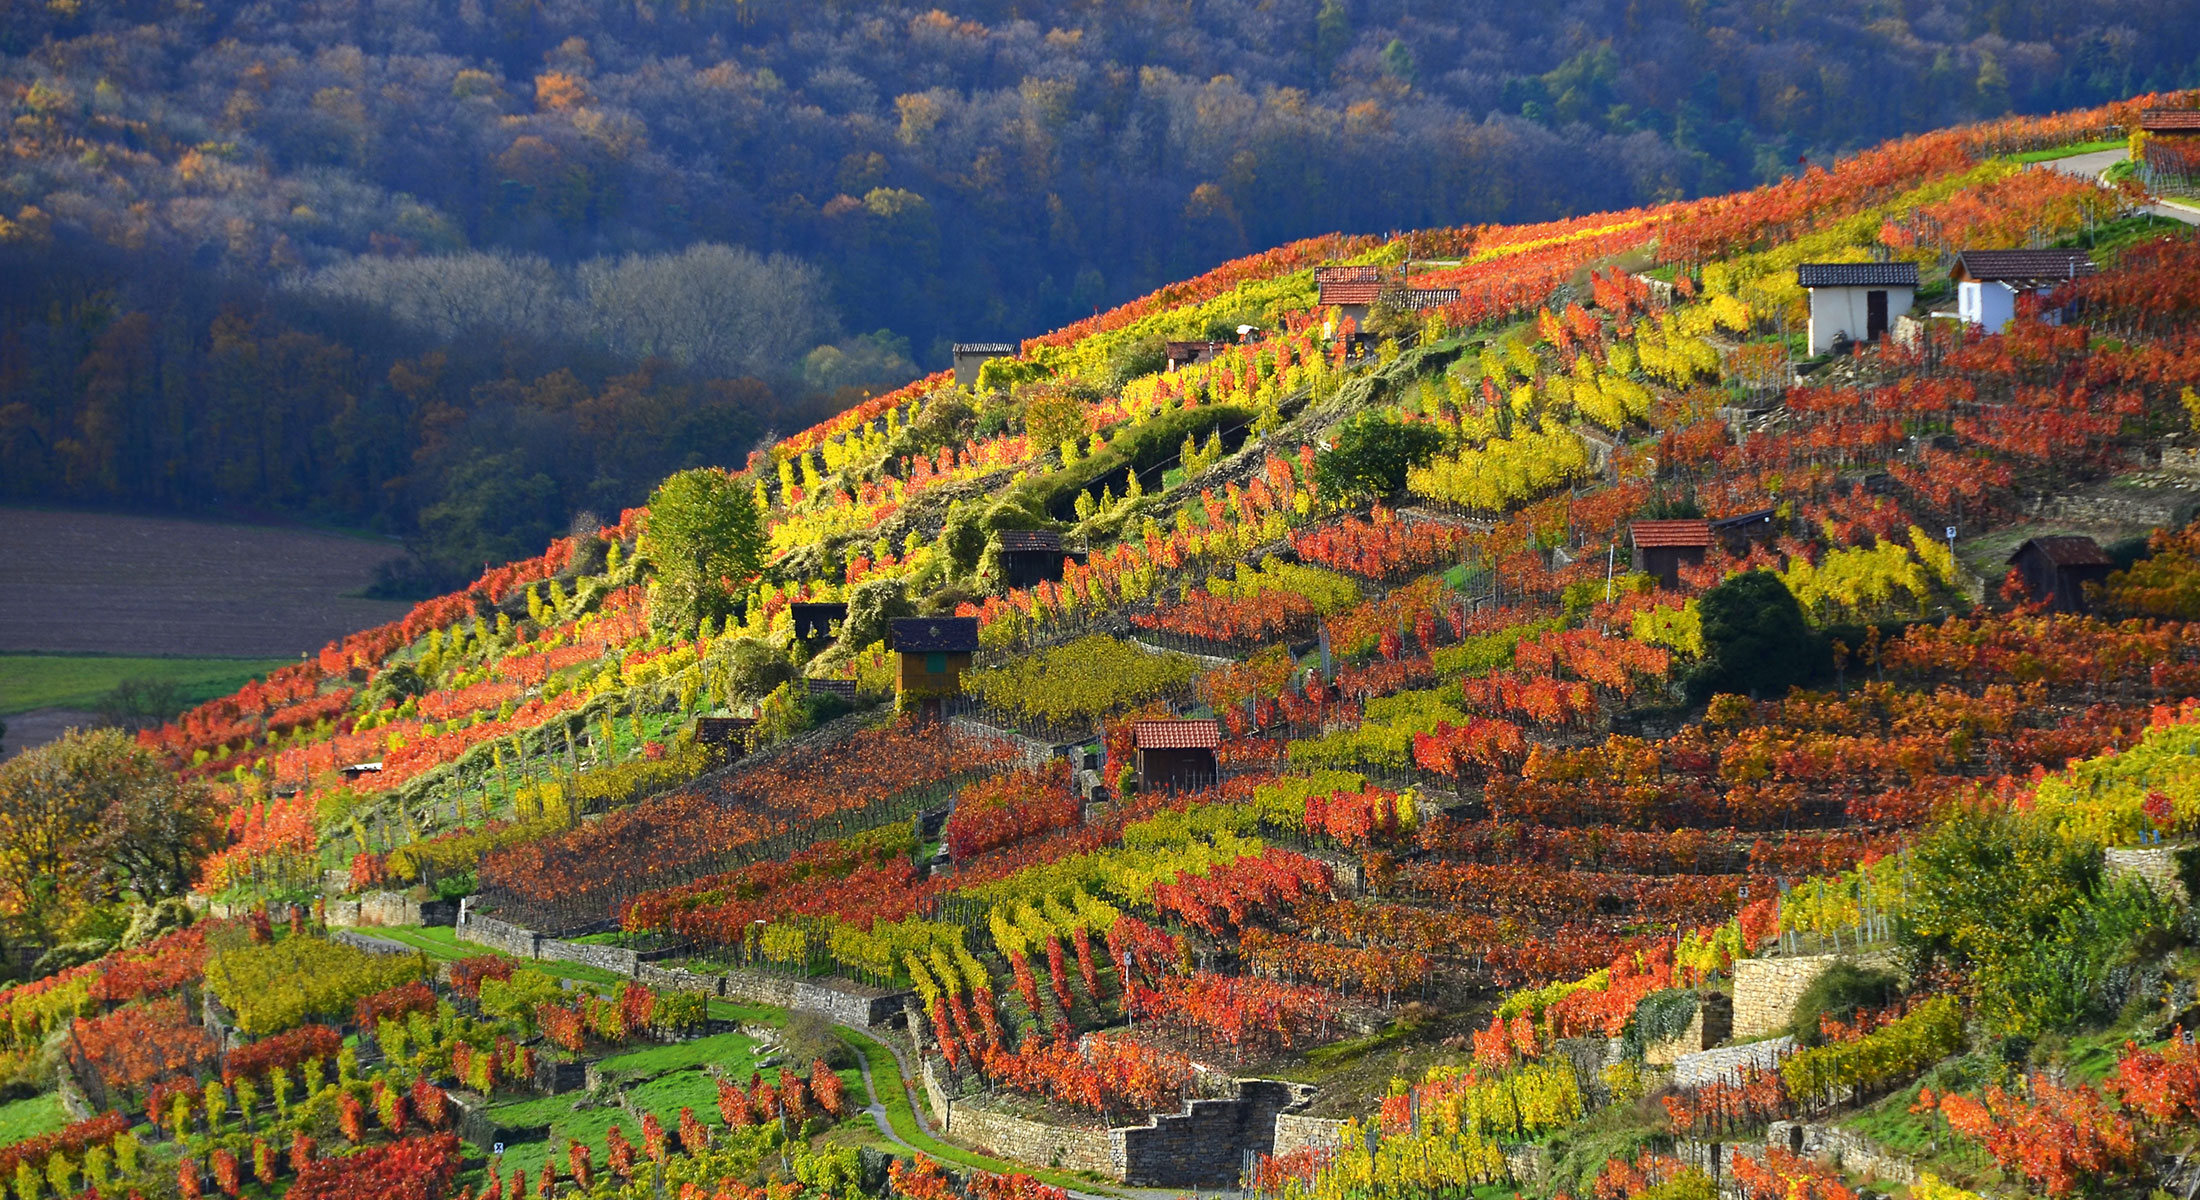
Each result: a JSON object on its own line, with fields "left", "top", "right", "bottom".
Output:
{"left": 0, "top": 507, "right": 413, "bottom": 659}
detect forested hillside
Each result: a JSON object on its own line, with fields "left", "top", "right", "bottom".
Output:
{"left": 3, "top": 0, "right": 2197, "bottom": 583}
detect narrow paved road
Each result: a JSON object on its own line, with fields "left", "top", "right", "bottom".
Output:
{"left": 2041, "top": 146, "right": 2200, "bottom": 226}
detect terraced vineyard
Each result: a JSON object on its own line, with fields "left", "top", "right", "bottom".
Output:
{"left": 5, "top": 90, "right": 2200, "bottom": 1200}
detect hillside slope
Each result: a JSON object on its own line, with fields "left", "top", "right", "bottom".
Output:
{"left": 3, "top": 94, "right": 2200, "bottom": 1200}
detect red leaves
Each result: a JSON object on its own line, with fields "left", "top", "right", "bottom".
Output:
{"left": 285, "top": 1133, "right": 464, "bottom": 1200}
{"left": 71, "top": 996, "right": 219, "bottom": 1101}
{"left": 1934, "top": 1076, "right": 2142, "bottom": 1196}
{"left": 0, "top": 1111, "right": 128, "bottom": 1181}
{"left": 410, "top": 1077, "right": 450, "bottom": 1130}
{"left": 944, "top": 763, "right": 1080, "bottom": 862}
{"left": 224, "top": 1025, "right": 341, "bottom": 1086}
{"left": 1470, "top": 1012, "right": 1537, "bottom": 1070}
{"left": 974, "top": 1033, "right": 1196, "bottom": 1124}
{"left": 537, "top": 1004, "right": 586, "bottom": 1054}
{"left": 1238, "top": 928, "right": 1428, "bottom": 996}
{"left": 2106, "top": 1030, "right": 2200, "bottom": 1126}
{"left": 1149, "top": 849, "right": 1332, "bottom": 937}
{"left": 809, "top": 1057, "right": 846, "bottom": 1119}
{"left": 717, "top": 1077, "right": 754, "bottom": 1127}
{"left": 448, "top": 955, "right": 514, "bottom": 999}
{"left": 1133, "top": 588, "right": 1320, "bottom": 647}
{"left": 1413, "top": 717, "right": 1529, "bottom": 778}
{"left": 90, "top": 922, "right": 218, "bottom": 1005}
{"left": 1728, "top": 1148, "right": 1856, "bottom": 1200}
{"left": 1127, "top": 972, "right": 1334, "bottom": 1057}
{"left": 889, "top": 1158, "right": 957, "bottom": 1200}
{"left": 1290, "top": 509, "right": 1468, "bottom": 582}
{"left": 356, "top": 981, "right": 436, "bottom": 1031}
{"left": 490, "top": 720, "right": 1012, "bottom": 926}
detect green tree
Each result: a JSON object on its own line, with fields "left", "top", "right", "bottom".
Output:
{"left": 0, "top": 728, "right": 221, "bottom": 945}
{"left": 1021, "top": 383, "right": 1091, "bottom": 454}
{"left": 1314, "top": 0, "right": 1353, "bottom": 75}
{"left": 1691, "top": 570, "right": 1824, "bottom": 700}
{"left": 1313, "top": 412, "right": 1446, "bottom": 500}
{"left": 1903, "top": 804, "right": 2171, "bottom": 1037}
{"left": 1379, "top": 39, "right": 1416, "bottom": 86}
{"left": 640, "top": 468, "right": 766, "bottom": 635}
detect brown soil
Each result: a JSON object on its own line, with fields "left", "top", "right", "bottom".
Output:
{"left": 0, "top": 507, "right": 412, "bottom": 658}
{"left": 0, "top": 709, "right": 98, "bottom": 761}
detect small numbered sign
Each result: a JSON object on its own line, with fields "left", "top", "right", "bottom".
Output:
{"left": 493, "top": 1144, "right": 505, "bottom": 1156}
{"left": 1945, "top": 526, "right": 1957, "bottom": 540}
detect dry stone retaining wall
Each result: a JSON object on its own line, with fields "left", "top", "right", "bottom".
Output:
{"left": 454, "top": 909, "right": 908, "bottom": 1026}
{"left": 2106, "top": 845, "right": 2190, "bottom": 902}
{"left": 457, "top": 913, "right": 541, "bottom": 958}
{"left": 1672, "top": 1037, "right": 1795, "bottom": 1088}
{"left": 944, "top": 1107, "right": 1117, "bottom": 1176}
{"left": 1732, "top": 950, "right": 1897, "bottom": 1038}
{"left": 331, "top": 929, "right": 417, "bottom": 957}
{"left": 1115, "top": 1080, "right": 1307, "bottom": 1187}
{"left": 1766, "top": 1120, "right": 1919, "bottom": 1185}
{"left": 321, "top": 891, "right": 457, "bottom": 928}
{"left": 1271, "top": 1114, "right": 1346, "bottom": 1158}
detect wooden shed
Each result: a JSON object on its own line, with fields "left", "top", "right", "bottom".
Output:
{"left": 2138, "top": 109, "right": 2200, "bottom": 176}
{"left": 790, "top": 601, "right": 848, "bottom": 643}
{"left": 694, "top": 717, "right": 755, "bottom": 763}
{"left": 1165, "top": 341, "right": 1234, "bottom": 371}
{"left": 997, "top": 529, "right": 1069, "bottom": 589}
{"left": 1132, "top": 719, "right": 1221, "bottom": 793}
{"left": 1630, "top": 519, "right": 1715, "bottom": 588}
{"left": 1316, "top": 265, "right": 1385, "bottom": 328}
{"left": 2007, "top": 536, "right": 2115, "bottom": 614}
{"left": 889, "top": 617, "right": 980, "bottom": 700}
{"left": 952, "top": 342, "right": 1017, "bottom": 388}
{"left": 1710, "top": 509, "right": 1777, "bottom": 555}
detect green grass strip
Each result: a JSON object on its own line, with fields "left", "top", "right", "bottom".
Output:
{"left": 0, "top": 653, "right": 292, "bottom": 716}
{"left": 2008, "top": 139, "right": 2125, "bottom": 163}
{"left": 0, "top": 1093, "right": 66, "bottom": 1143}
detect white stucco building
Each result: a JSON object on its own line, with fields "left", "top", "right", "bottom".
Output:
{"left": 1951, "top": 249, "right": 2095, "bottom": 333}
{"left": 1797, "top": 262, "right": 1918, "bottom": 355}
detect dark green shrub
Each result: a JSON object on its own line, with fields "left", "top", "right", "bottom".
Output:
{"left": 1786, "top": 962, "right": 1900, "bottom": 1045}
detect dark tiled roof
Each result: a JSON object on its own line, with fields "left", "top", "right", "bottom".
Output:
{"left": 1797, "top": 262, "right": 1920, "bottom": 288}
{"left": 2009, "top": 536, "right": 2114, "bottom": 568}
{"left": 694, "top": 716, "right": 755, "bottom": 744}
{"left": 789, "top": 601, "right": 848, "bottom": 616}
{"left": 889, "top": 617, "right": 980, "bottom": 652}
{"left": 1132, "top": 719, "right": 1221, "bottom": 750}
{"left": 2141, "top": 108, "right": 2200, "bottom": 131}
{"left": 806, "top": 678, "right": 858, "bottom": 701}
{"left": 1630, "top": 519, "right": 1715, "bottom": 549}
{"left": 1165, "top": 340, "right": 1233, "bottom": 361}
{"left": 1954, "top": 250, "right": 2097, "bottom": 285}
{"left": 997, "top": 530, "right": 1064, "bottom": 553}
{"left": 1709, "top": 508, "right": 1776, "bottom": 530}
{"left": 951, "top": 342, "right": 1017, "bottom": 355}
{"left": 1396, "top": 287, "right": 1462, "bottom": 310}
{"left": 1313, "top": 265, "right": 1384, "bottom": 284}
{"left": 1319, "top": 280, "right": 1384, "bottom": 306}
